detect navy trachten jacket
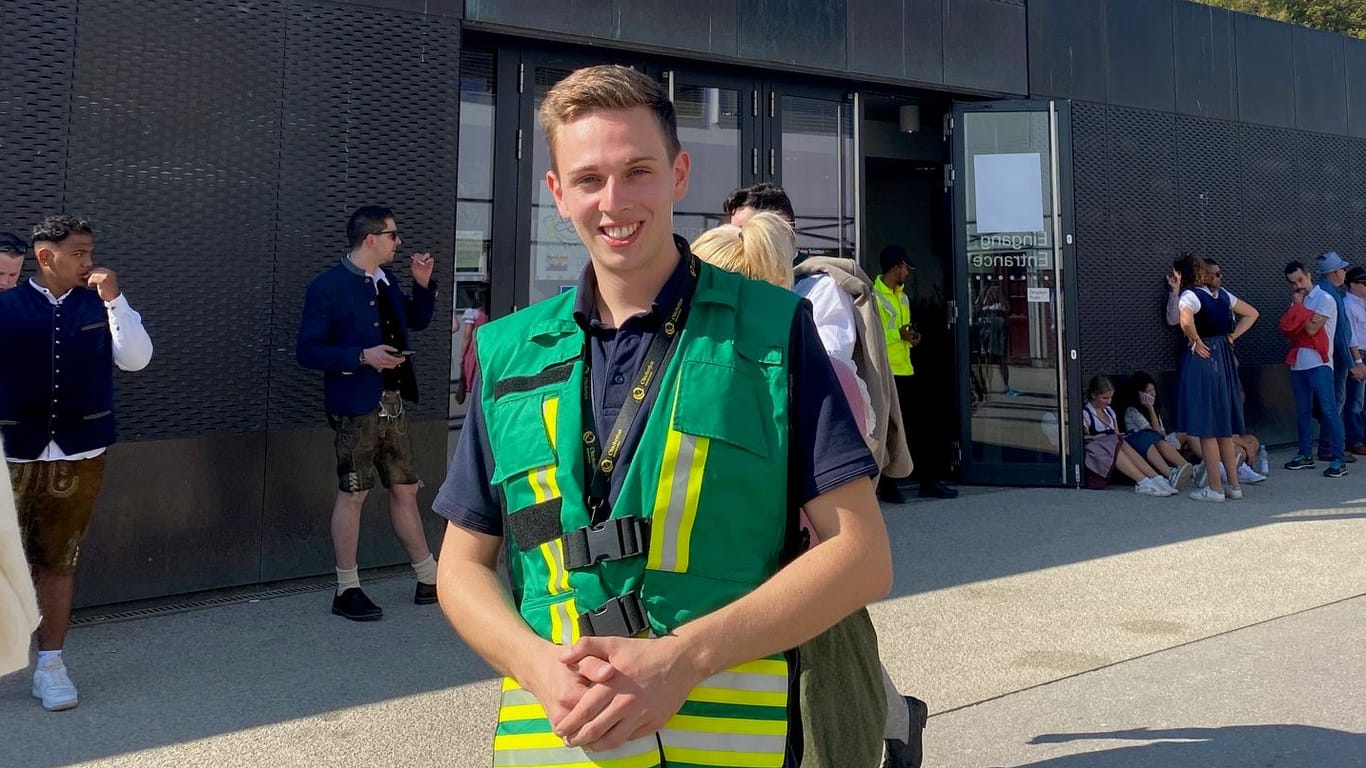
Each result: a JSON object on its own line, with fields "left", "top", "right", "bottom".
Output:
{"left": 296, "top": 257, "right": 437, "bottom": 416}
{"left": 0, "top": 286, "right": 117, "bottom": 458}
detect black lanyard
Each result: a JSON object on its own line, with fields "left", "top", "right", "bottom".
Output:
{"left": 581, "top": 255, "right": 699, "bottom": 523}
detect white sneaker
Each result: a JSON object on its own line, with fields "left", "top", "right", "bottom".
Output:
{"left": 1168, "top": 463, "right": 1192, "bottom": 491}
{"left": 1189, "top": 486, "right": 1226, "bottom": 503}
{"left": 1153, "top": 476, "right": 1179, "bottom": 496}
{"left": 32, "top": 661, "right": 78, "bottom": 711}
{"left": 1134, "top": 477, "right": 1168, "bottom": 497}
{"left": 1238, "top": 463, "right": 1267, "bottom": 484}
{"left": 1226, "top": 485, "right": 1244, "bottom": 500}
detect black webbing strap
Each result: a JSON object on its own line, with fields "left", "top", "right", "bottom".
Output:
{"left": 505, "top": 498, "right": 564, "bottom": 550}
{"left": 577, "top": 592, "right": 649, "bottom": 637}
{"left": 562, "top": 517, "right": 650, "bottom": 570}
{"left": 493, "top": 360, "right": 576, "bottom": 401}
{"left": 580, "top": 254, "right": 700, "bottom": 524}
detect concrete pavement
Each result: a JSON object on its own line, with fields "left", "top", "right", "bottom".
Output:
{"left": 3, "top": 463, "right": 1364, "bottom": 767}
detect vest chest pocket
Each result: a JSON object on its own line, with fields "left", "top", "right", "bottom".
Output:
{"left": 671, "top": 341, "right": 784, "bottom": 459}
{"left": 487, "top": 391, "right": 559, "bottom": 485}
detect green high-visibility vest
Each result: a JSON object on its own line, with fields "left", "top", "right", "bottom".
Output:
{"left": 477, "top": 261, "right": 799, "bottom": 768}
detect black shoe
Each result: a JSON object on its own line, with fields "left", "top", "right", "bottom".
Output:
{"left": 414, "top": 581, "right": 439, "bottom": 605}
{"left": 877, "top": 477, "right": 906, "bottom": 504}
{"left": 1324, "top": 462, "right": 1348, "bottom": 478}
{"left": 918, "top": 481, "right": 959, "bottom": 499}
{"left": 882, "top": 695, "right": 927, "bottom": 768}
{"left": 332, "top": 587, "right": 383, "bottom": 621}
{"left": 1285, "top": 455, "right": 1316, "bottom": 471}
{"left": 1320, "top": 451, "right": 1356, "bottom": 463}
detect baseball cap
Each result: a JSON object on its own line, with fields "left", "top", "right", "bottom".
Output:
{"left": 1317, "top": 251, "right": 1349, "bottom": 274}
{"left": 1346, "top": 266, "right": 1366, "bottom": 285}
{"left": 0, "top": 232, "right": 26, "bottom": 254}
{"left": 879, "top": 245, "right": 912, "bottom": 273}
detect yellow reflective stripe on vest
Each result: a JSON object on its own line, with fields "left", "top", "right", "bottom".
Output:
{"left": 546, "top": 595, "right": 579, "bottom": 646}
{"left": 495, "top": 679, "right": 662, "bottom": 768}
{"left": 528, "top": 397, "right": 571, "bottom": 600}
{"left": 656, "top": 657, "right": 789, "bottom": 767}
{"left": 648, "top": 390, "right": 711, "bottom": 574}
{"left": 493, "top": 657, "right": 788, "bottom": 768}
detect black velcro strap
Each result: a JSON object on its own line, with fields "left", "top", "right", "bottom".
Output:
{"left": 493, "top": 360, "right": 576, "bottom": 400}
{"left": 562, "top": 517, "right": 650, "bottom": 570}
{"left": 577, "top": 592, "right": 649, "bottom": 637}
{"left": 506, "top": 498, "right": 564, "bottom": 550}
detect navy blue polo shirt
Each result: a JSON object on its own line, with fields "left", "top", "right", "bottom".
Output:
{"left": 434, "top": 238, "right": 877, "bottom": 536}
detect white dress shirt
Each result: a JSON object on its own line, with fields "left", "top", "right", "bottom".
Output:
{"left": 795, "top": 273, "right": 875, "bottom": 437}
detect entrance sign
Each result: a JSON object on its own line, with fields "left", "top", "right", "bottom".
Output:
{"left": 974, "top": 152, "right": 1044, "bottom": 234}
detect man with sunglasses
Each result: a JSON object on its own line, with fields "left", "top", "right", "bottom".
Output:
{"left": 0, "top": 232, "right": 26, "bottom": 291}
{"left": 297, "top": 205, "right": 439, "bottom": 621}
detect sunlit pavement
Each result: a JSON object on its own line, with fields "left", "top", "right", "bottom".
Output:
{"left": 5, "top": 462, "right": 1365, "bottom": 767}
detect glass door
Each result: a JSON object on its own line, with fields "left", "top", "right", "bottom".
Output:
{"left": 770, "top": 87, "right": 856, "bottom": 258}
{"left": 951, "top": 100, "right": 1080, "bottom": 486}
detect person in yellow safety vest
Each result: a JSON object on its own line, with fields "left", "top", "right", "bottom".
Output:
{"left": 874, "top": 246, "right": 958, "bottom": 501}
{"left": 430, "top": 64, "right": 893, "bottom": 768}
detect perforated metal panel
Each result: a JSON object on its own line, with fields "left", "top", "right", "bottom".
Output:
{"left": 1098, "top": 106, "right": 1178, "bottom": 378}
{"left": 1352, "top": 140, "right": 1366, "bottom": 260}
{"left": 0, "top": 1, "right": 76, "bottom": 232}
{"left": 1176, "top": 116, "right": 1239, "bottom": 266}
{"left": 272, "top": 2, "right": 460, "bottom": 429}
{"left": 1234, "top": 123, "right": 1301, "bottom": 367}
{"left": 63, "top": 0, "right": 285, "bottom": 441}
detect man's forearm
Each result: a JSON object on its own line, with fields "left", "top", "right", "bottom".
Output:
{"left": 436, "top": 555, "right": 551, "bottom": 683}
{"left": 672, "top": 497, "right": 891, "bottom": 678}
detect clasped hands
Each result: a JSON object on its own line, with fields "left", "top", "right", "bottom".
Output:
{"left": 526, "top": 634, "right": 701, "bottom": 753}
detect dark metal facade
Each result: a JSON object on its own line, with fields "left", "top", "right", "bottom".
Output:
{"left": 1, "top": 0, "right": 460, "bottom": 606}
{"left": 1033, "top": 0, "right": 1366, "bottom": 444}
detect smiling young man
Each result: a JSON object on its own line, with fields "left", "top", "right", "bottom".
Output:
{"left": 432, "top": 65, "right": 893, "bottom": 767}
{"left": 0, "top": 215, "right": 153, "bottom": 711}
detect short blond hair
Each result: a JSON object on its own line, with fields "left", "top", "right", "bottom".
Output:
{"left": 538, "top": 65, "right": 680, "bottom": 168}
{"left": 691, "top": 212, "right": 796, "bottom": 289}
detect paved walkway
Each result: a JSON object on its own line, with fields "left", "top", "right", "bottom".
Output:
{"left": 4, "top": 464, "right": 1364, "bottom": 767}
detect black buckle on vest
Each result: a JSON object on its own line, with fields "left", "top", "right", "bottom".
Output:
{"left": 577, "top": 592, "right": 649, "bottom": 638}
{"left": 562, "top": 517, "right": 650, "bottom": 570}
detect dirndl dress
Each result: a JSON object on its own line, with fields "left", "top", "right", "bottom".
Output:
{"left": 1174, "top": 288, "right": 1246, "bottom": 438}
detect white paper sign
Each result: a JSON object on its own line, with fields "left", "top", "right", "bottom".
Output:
{"left": 974, "top": 153, "right": 1045, "bottom": 234}
{"left": 1027, "top": 287, "right": 1051, "bottom": 303}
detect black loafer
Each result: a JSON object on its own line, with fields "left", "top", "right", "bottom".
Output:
{"left": 414, "top": 581, "right": 439, "bottom": 605}
{"left": 332, "top": 587, "right": 383, "bottom": 621}
{"left": 918, "top": 482, "right": 959, "bottom": 499}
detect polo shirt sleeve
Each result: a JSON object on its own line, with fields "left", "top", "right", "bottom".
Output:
{"left": 787, "top": 301, "right": 879, "bottom": 510}
{"left": 433, "top": 380, "right": 505, "bottom": 537}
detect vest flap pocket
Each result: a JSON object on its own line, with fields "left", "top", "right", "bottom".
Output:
{"left": 672, "top": 361, "right": 769, "bottom": 458}
{"left": 735, "top": 337, "right": 784, "bottom": 367}
{"left": 81, "top": 320, "right": 109, "bottom": 332}
{"left": 488, "top": 392, "right": 558, "bottom": 485}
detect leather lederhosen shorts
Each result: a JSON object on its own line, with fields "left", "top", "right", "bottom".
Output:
{"left": 327, "top": 391, "right": 420, "bottom": 493}
{"left": 10, "top": 455, "right": 107, "bottom": 574}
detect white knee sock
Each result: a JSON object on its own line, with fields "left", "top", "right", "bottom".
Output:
{"left": 412, "top": 555, "right": 437, "bottom": 585}
{"left": 336, "top": 566, "right": 361, "bottom": 595}
{"left": 37, "top": 650, "right": 63, "bottom": 669}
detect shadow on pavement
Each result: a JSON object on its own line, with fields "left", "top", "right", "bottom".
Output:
{"left": 1016, "top": 725, "right": 1366, "bottom": 767}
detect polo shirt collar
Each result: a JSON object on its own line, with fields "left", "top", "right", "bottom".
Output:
{"left": 572, "top": 235, "right": 693, "bottom": 332}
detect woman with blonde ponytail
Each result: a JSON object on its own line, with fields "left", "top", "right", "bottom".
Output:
{"left": 690, "top": 211, "right": 795, "bottom": 289}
